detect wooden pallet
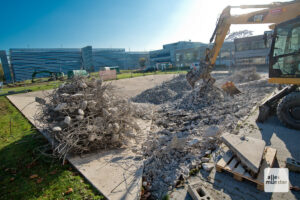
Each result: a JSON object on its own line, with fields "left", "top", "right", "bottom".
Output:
{"left": 216, "top": 146, "right": 277, "bottom": 191}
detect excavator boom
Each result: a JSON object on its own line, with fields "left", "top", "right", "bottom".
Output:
{"left": 186, "top": 0, "right": 300, "bottom": 88}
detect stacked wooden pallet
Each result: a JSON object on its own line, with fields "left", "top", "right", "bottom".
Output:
{"left": 216, "top": 147, "right": 277, "bottom": 190}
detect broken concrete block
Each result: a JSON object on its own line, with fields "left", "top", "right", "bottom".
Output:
{"left": 79, "top": 81, "right": 88, "bottom": 89}
{"left": 71, "top": 93, "right": 84, "bottom": 99}
{"left": 78, "top": 109, "right": 84, "bottom": 115}
{"left": 188, "top": 138, "right": 200, "bottom": 146}
{"left": 52, "top": 126, "right": 62, "bottom": 132}
{"left": 87, "top": 100, "right": 97, "bottom": 109}
{"left": 142, "top": 181, "right": 147, "bottom": 187}
{"left": 201, "top": 157, "right": 210, "bottom": 163}
{"left": 204, "top": 125, "right": 221, "bottom": 137}
{"left": 88, "top": 133, "right": 97, "bottom": 142}
{"left": 205, "top": 150, "right": 211, "bottom": 155}
{"left": 76, "top": 115, "right": 84, "bottom": 120}
{"left": 202, "top": 163, "right": 214, "bottom": 172}
{"left": 54, "top": 103, "right": 67, "bottom": 111}
{"left": 221, "top": 133, "right": 265, "bottom": 174}
{"left": 170, "top": 135, "right": 186, "bottom": 150}
{"left": 64, "top": 116, "right": 71, "bottom": 125}
{"left": 188, "top": 182, "right": 214, "bottom": 200}
{"left": 80, "top": 100, "right": 88, "bottom": 110}
{"left": 286, "top": 158, "right": 300, "bottom": 173}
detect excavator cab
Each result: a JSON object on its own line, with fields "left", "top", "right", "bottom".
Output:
{"left": 269, "top": 17, "right": 300, "bottom": 81}
{"left": 258, "top": 17, "right": 300, "bottom": 129}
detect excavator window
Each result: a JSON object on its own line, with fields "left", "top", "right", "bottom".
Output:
{"left": 272, "top": 20, "right": 300, "bottom": 76}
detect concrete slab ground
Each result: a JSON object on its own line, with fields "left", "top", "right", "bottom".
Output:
{"left": 110, "top": 74, "right": 176, "bottom": 98}
{"left": 70, "top": 149, "right": 143, "bottom": 200}
{"left": 6, "top": 74, "right": 176, "bottom": 200}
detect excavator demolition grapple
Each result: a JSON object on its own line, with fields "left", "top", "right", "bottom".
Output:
{"left": 186, "top": 0, "right": 300, "bottom": 129}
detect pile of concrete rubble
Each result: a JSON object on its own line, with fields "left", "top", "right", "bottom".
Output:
{"left": 36, "top": 77, "right": 146, "bottom": 158}
{"left": 132, "top": 74, "right": 191, "bottom": 104}
{"left": 134, "top": 73, "right": 277, "bottom": 198}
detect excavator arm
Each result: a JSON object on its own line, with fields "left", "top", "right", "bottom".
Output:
{"left": 186, "top": 0, "right": 300, "bottom": 88}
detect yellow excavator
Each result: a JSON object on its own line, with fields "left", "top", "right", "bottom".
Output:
{"left": 186, "top": 0, "right": 300, "bottom": 129}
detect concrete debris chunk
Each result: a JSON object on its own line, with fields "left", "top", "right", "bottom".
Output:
{"left": 201, "top": 157, "right": 210, "bottom": 163}
{"left": 221, "top": 133, "right": 266, "bottom": 174}
{"left": 202, "top": 163, "right": 214, "bottom": 172}
{"left": 170, "top": 135, "right": 186, "bottom": 150}
{"left": 188, "top": 182, "right": 214, "bottom": 200}
{"left": 76, "top": 115, "right": 84, "bottom": 121}
{"left": 188, "top": 138, "right": 200, "bottom": 146}
{"left": 204, "top": 125, "right": 221, "bottom": 137}
{"left": 64, "top": 116, "right": 71, "bottom": 125}
{"left": 78, "top": 109, "right": 84, "bottom": 115}
{"left": 80, "top": 100, "right": 88, "bottom": 110}
{"left": 54, "top": 103, "right": 67, "bottom": 111}
{"left": 52, "top": 126, "right": 62, "bottom": 132}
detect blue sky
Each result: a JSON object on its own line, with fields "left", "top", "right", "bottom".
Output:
{"left": 0, "top": 0, "right": 278, "bottom": 51}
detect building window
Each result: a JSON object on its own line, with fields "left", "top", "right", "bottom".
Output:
{"left": 236, "top": 57, "right": 266, "bottom": 65}
{"left": 184, "top": 52, "right": 193, "bottom": 61}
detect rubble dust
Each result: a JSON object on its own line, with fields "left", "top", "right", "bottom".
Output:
{"left": 229, "top": 67, "right": 261, "bottom": 83}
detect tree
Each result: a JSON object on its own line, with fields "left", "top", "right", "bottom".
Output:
{"left": 139, "top": 57, "right": 147, "bottom": 68}
{"left": 225, "top": 30, "right": 253, "bottom": 41}
{"left": 0, "top": 63, "right": 4, "bottom": 82}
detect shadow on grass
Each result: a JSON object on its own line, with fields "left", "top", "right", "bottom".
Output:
{"left": 0, "top": 132, "right": 104, "bottom": 200}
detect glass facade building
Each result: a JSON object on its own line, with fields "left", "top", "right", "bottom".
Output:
{"left": 1, "top": 47, "right": 149, "bottom": 82}
{"left": 0, "top": 50, "right": 13, "bottom": 83}
{"left": 174, "top": 42, "right": 235, "bottom": 68}
{"left": 93, "top": 49, "right": 149, "bottom": 70}
{"left": 149, "top": 41, "right": 206, "bottom": 67}
{"left": 234, "top": 32, "right": 272, "bottom": 68}
{"left": 10, "top": 48, "right": 82, "bottom": 82}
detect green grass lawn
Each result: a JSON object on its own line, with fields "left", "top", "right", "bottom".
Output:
{"left": 0, "top": 81, "right": 62, "bottom": 96}
{"left": 1, "top": 70, "right": 187, "bottom": 96}
{"left": 0, "top": 96, "right": 104, "bottom": 200}
{"left": 90, "top": 70, "right": 187, "bottom": 80}
{"left": 116, "top": 70, "right": 187, "bottom": 80}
